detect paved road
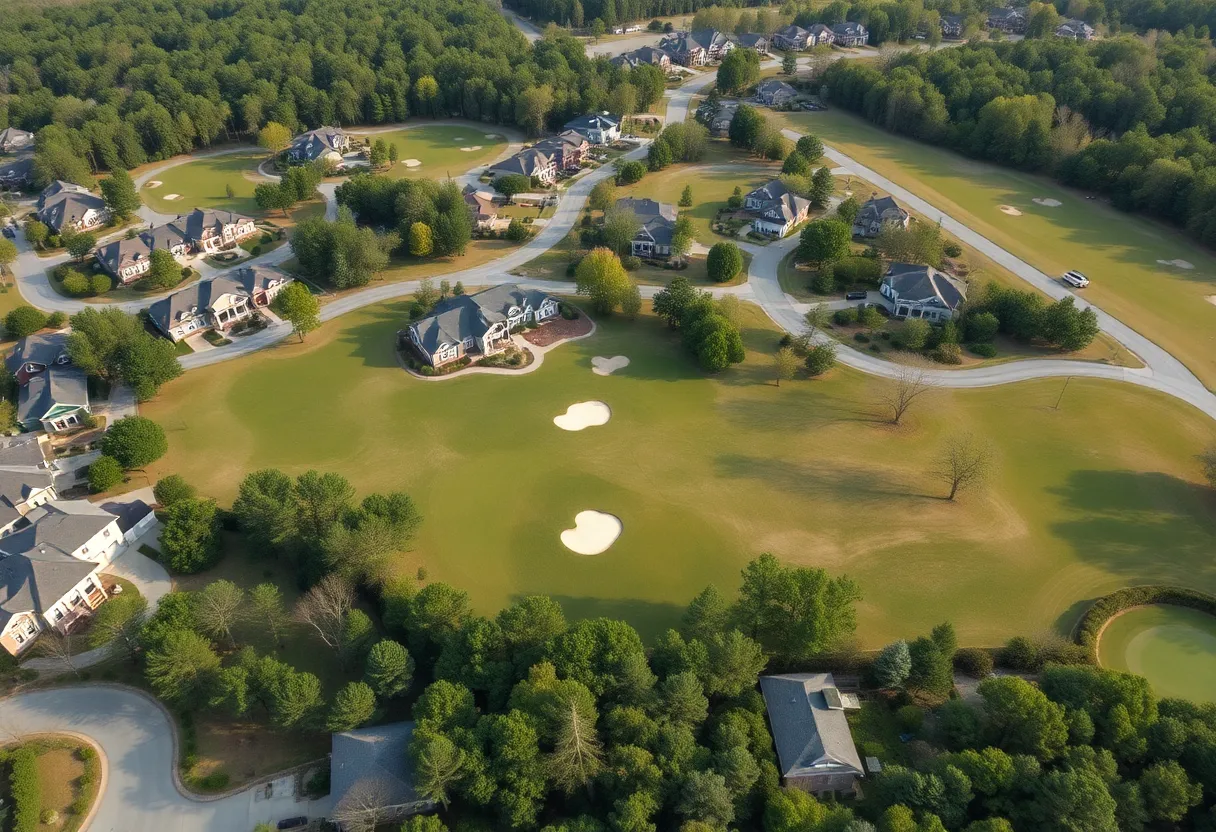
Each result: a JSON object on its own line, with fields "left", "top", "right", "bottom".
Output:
{"left": 500, "top": 5, "right": 542, "bottom": 41}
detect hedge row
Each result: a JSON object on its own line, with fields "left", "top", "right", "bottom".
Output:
{"left": 10, "top": 746, "right": 41, "bottom": 832}
{"left": 1076, "top": 585, "right": 1216, "bottom": 655}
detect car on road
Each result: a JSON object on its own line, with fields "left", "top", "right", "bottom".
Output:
{"left": 845, "top": 291, "right": 867, "bottom": 300}
{"left": 1062, "top": 270, "right": 1090, "bottom": 288}
{"left": 1, "top": 226, "right": 14, "bottom": 239}
{"left": 277, "top": 818, "right": 308, "bottom": 830}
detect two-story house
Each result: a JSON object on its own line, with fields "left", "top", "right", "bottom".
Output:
{"left": 987, "top": 7, "right": 1028, "bottom": 32}
{"left": 563, "top": 114, "right": 622, "bottom": 145}
{"left": 0, "top": 158, "right": 34, "bottom": 190}
{"left": 1056, "top": 18, "right": 1096, "bottom": 39}
{"left": 182, "top": 208, "right": 257, "bottom": 254}
{"left": 402, "top": 284, "right": 559, "bottom": 368}
{"left": 757, "top": 79, "right": 799, "bottom": 108}
{"left": 36, "top": 182, "right": 109, "bottom": 235}
{"left": 611, "top": 47, "right": 672, "bottom": 70}
{"left": 0, "top": 438, "right": 58, "bottom": 539}
{"left": 617, "top": 198, "right": 679, "bottom": 258}
{"left": 773, "top": 24, "right": 813, "bottom": 51}
{"left": 148, "top": 266, "right": 293, "bottom": 342}
{"left": 745, "top": 181, "right": 810, "bottom": 237}
{"left": 6, "top": 333, "right": 90, "bottom": 435}
{"left": 852, "top": 195, "right": 911, "bottom": 237}
{"left": 830, "top": 21, "right": 869, "bottom": 47}
{"left": 941, "top": 14, "right": 965, "bottom": 38}
{"left": 532, "top": 131, "right": 590, "bottom": 171}
{"left": 288, "top": 126, "right": 353, "bottom": 165}
{"left": 734, "top": 33, "right": 770, "bottom": 53}
{"left": 95, "top": 221, "right": 208, "bottom": 284}
{"left": 487, "top": 148, "right": 558, "bottom": 186}
{"left": 881, "top": 263, "right": 968, "bottom": 321}
{"left": 662, "top": 30, "right": 734, "bottom": 66}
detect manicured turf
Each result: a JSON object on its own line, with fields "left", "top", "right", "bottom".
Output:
{"left": 1098, "top": 605, "right": 1216, "bottom": 703}
{"left": 140, "top": 151, "right": 270, "bottom": 217}
{"left": 350, "top": 125, "right": 507, "bottom": 179}
{"left": 141, "top": 299, "right": 1216, "bottom": 645}
{"left": 780, "top": 109, "right": 1216, "bottom": 390}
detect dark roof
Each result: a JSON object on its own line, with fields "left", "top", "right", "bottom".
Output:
{"left": 0, "top": 500, "right": 116, "bottom": 561}
{"left": 233, "top": 265, "right": 291, "bottom": 295}
{"left": 289, "top": 126, "right": 350, "bottom": 160}
{"left": 736, "top": 33, "right": 769, "bottom": 48}
{"left": 685, "top": 29, "right": 730, "bottom": 51}
{"left": 831, "top": 21, "right": 867, "bottom": 36}
{"left": 489, "top": 148, "right": 554, "bottom": 178}
{"left": 0, "top": 128, "right": 35, "bottom": 152}
{"left": 331, "top": 722, "right": 428, "bottom": 813}
{"left": 0, "top": 438, "right": 54, "bottom": 523}
{"left": 760, "top": 673, "right": 865, "bottom": 781}
{"left": 37, "top": 181, "right": 91, "bottom": 206}
{"left": 775, "top": 24, "right": 807, "bottom": 38}
{"left": 408, "top": 284, "right": 556, "bottom": 354}
{"left": 0, "top": 546, "right": 97, "bottom": 626}
{"left": 747, "top": 180, "right": 793, "bottom": 203}
{"left": 0, "top": 158, "right": 34, "bottom": 183}
{"left": 7, "top": 332, "right": 70, "bottom": 373}
{"left": 142, "top": 222, "right": 189, "bottom": 252}
{"left": 637, "top": 215, "right": 676, "bottom": 247}
{"left": 615, "top": 197, "right": 677, "bottom": 222}
{"left": 98, "top": 499, "right": 153, "bottom": 533}
{"left": 988, "top": 7, "right": 1026, "bottom": 19}
{"left": 95, "top": 236, "right": 152, "bottom": 275}
{"left": 147, "top": 270, "right": 274, "bottom": 333}
{"left": 563, "top": 114, "right": 621, "bottom": 137}
{"left": 884, "top": 263, "right": 967, "bottom": 310}
{"left": 856, "top": 195, "right": 907, "bottom": 224}
{"left": 759, "top": 191, "right": 811, "bottom": 224}
{"left": 183, "top": 208, "right": 253, "bottom": 242}
{"left": 757, "top": 79, "right": 798, "bottom": 98}
{"left": 37, "top": 191, "right": 107, "bottom": 233}
{"left": 16, "top": 368, "right": 88, "bottom": 427}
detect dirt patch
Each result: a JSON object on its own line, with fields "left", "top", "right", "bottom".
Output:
{"left": 521, "top": 314, "right": 593, "bottom": 347}
{"left": 143, "top": 180, "right": 162, "bottom": 189}
{"left": 592, "top": 355, "right": 630, "bottom": 375}
{"left": 998, "top": 205, "right": 1022, "bottom": 216}
{"left": 1157, "top": 259, "right": 1195, "bottom": 269}
{"left": 403, "top": 159, "right": 421, "bottom": 167}
{"left": 560, "top": 510, "right": 623, "bottom": 555}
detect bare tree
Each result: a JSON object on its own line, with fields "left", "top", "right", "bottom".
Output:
{"left": 36, "top": 630, "right": 78, "bottom": 677}
{"left": 549, "top": 700, "right": 604, "bottom": 796}
{"left": 294, "top": 574, "right": 355, "bottom": 651}
{"left": 195, "top": 580, "right": 244, "bottom": 648}
{"left": 933, "top": 433, "right": 994, "bottom": 500}
{"left": 330, "top": 778, "right": 394, "bottom": 832}
{"left": 877, "top": 365, "right": 938, "bottom": 425}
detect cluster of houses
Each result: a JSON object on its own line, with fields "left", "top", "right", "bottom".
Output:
{"left": 985, "top": 6, "right": 1096, "bottom": 38}
{"left": 607, "top": 23, "right": 870, "bottom": 70}
{"left": 487, "top": 114, "right": 613, "bottom": 186}
{"left": 0, "top": 128, "right": 36, "bottom": 191}
{"left": 94, "top": 208, "right": 257, "bottom": 284}
{"left": 400, "top": 284, "right": 560, "bottom": 368}
{"left": 7, "top": 332, "right": 90, "bottom": 435}
{"left": 772, "top": 21, "right": 869, "bottom": 50}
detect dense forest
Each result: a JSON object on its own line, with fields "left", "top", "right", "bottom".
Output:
{"left": 0, "top": 0, "right": 643, "bottom": 185}
{"left": 822, "top": 32, "right": 1216, "bottom": 247}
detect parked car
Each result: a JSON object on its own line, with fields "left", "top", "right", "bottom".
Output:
{"left": 1061, "top": 270, "right": 1090, "bottom": 288}
{"left": 277, "top": 818, "right": 308, "bottom": 830}
{"left": 1, "top": 226, "right": 13, "bottom": 238}
{"left": 845, "top": 290, "right": 867, "bottom": 300}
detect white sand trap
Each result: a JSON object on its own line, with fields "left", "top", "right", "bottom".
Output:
{"left": 1207, "top": 295, "right": 1216, "bottom": 307}
{"left": 163, "top": 194, "right": 181, "bottom": 201}
{"left": 1033, "top": 197, "right": 1063, "bottom": 207}
{"left": 144, "top": 180, "right": 162, "bottom": 189}
{"left": 459, "top": 145, "right": 484, "bottom": 152}
{"left": 592, "top": 356, "right": 630, "bottom": 376}
{"left": 998, "top": 205, "right": 1022, "bottom": 216}
{"left": 403, "top": 159, "right": 421, "bottom": 167}
{"left": 1157, "top": 258, "right": 1195, "bottom": 269}
{"left": 454, "top": 137, "right": 465, "bottom": 142}
{"left": 485, "top": 133, "right": 500, "bottom": 139}
{"left": 553, "top": 401, "right": 611, "bottom": 431}
{"left": 560, "top": 510, "right": 622, "bottom": 555}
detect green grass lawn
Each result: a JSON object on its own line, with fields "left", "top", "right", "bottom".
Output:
{"left": 1098, "top": 605, "right": 1216, "bottom": 703}
{"left": 350, "top": 125, "right": 507, "bottom": 179}
{"left": 140, "top": 299, "right": 1216, "bottom": 647}
{"left": 779, "top": 109, "right": 1216, "bottom": 390}
{"left": 141, "top": 151, "right": 270, "bottom": 217}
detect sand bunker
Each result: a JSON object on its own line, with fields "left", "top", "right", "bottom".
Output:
{"left": 998, "top": 205, "right": 1022, "bottom": 216}
{"left": 144, "top": 180, "right": 162, "bottom": 189}
{"left": 163, "top": 194, "right": 181, "bottom": 201}
{"left": 403, "top": 159, "right": 421, "bottom": 168}
{"left": 1207, "top": 295, "right": 1216, "bottom": 307}
{"left": 1033, "top": 197, "right": 1063, "bottom": 207}
{"left": 459, "top": 145, "right": 484, "bottom": 152}
{"left": 553, "top": 401, "right": 611, "bottom": 431}
{"left": 454, "top": 137, "right": 465, "bottom": 142}
{"left": 485, "top": 133, "right": 500, "bottom": 139}
{"left": 560, "top": 510, "right": 623, "bottom": 555}
{"left": 592, "top": 356, "right": 630, "bottom": 376}
{"left": 1157, "top": 259, "right": 1195, "bottom": 269}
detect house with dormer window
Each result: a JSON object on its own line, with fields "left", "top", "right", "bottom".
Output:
{"left": 401, "top": 284, "right": 559, "bottom": 368}
{"left": 6, "top": 333, "right": 90, "bottom": 434}
{"left": 148, "top": 266, "right": 292, "bottom": 342}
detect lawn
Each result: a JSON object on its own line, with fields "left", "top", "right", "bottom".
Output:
{"left": 140, "top": 295, "right": 1216, "bottom": 647}
{"left": 0, "top": 737, "right": 102, "bottom": 832}
{"left": 1097, "top": 605, "right": 1216, "bottom": 704}
{"left": 779, "top": 109, "right": 1216, "bottom": 390}
{"left": 349, "top": 125, "right": 507, "bottom": 179}
{"left": 141, "top": 151, "right": 271, "bottom": 217}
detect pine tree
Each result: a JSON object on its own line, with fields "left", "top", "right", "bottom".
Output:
{"left": 365, "top": 639, "right": 414, "bottom": 698}
{"left": 326, "top": 681, "right": 377, "bottom": 732}
{"left": 679, "top": 185, "right": 693, "bottom": 207}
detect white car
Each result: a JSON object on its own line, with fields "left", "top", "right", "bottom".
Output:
{"left": 1061, "top": 270, "right": 1090, "bottom": 288}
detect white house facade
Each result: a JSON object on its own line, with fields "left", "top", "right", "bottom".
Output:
{"left": 402, "top": 284, "right": 559, "bottom": 367}
{"left": 881, "top": 263, "right": 968, "bottom": 321}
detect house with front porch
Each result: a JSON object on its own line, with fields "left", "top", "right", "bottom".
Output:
{"left": 288, "top": 126, "right": 352, "bottom": 165}
{"left": 773, "top": 25, "right": 813, "bottom": 51}
{"left": 987, "top": 7, "right": 1027, "bottom": 32}
{"left": 36, "top": 182, "right": 109, "bottom": 235}
{"left": 148, "top": 266, "right": 292, "bottom": 342}
{"left": 830, "top": 21, "right": 869, "bottom": 47}
{"left": 0, "top": 500, "right": 123, "bottom": 656}
{"left": 0, "top": 158, "right": 34, "bottom": 190}
{"left": 402, "top": 284, "right": 559, "bottom": 368}
{"left": 533, "top": 131, "right": 590, "bottom": 171}
{"left": 181, "top": 208, "right": 257, "bottom": 254}
{"left": 563, "top": 114, "right": 622, "bottom": 145}
{"left": 95, "top": 221, "right": 192, "bottom": 284}
{"left": 488, "top": 148, "right": 558, "bottom": 186}
{"left": 852, "top": 195, "right": 910, "bottom": 237}
{"left": 1056, "top": 18, "right": 1096, "bottom": 39}
{"left": 617, "top": 197, "right": 679, "bottom": 258}
{"left": 6, "top": 333, "right": 90, "bottom": 435}
{"left": 752, "top": 191, "right": 811, "bottom": 237}
{"left": 881, "top": 263, "right": 968, "bottom": 321}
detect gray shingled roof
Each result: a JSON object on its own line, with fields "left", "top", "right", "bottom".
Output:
{"left": 0, "top": 128, "right": 35, "bottom": 153}
{"left": 747, "top": 180, "right": 792, "bottom": 203}
{"left": 760, "top": 673, "right": 865, "bottom": 780}
{"left": 331, "top": 722, "right": 427, "bottom": 813}
{"left": 0, "top": 158, "right": 34, "bottom": 183}
{"left": 489, "top": 148, "right": 554, "bottom": 178}
{"left": 1, "top": 501, "right": 116, "bottom": 561}
{"left": 147, "top": 269, "right": 281, "bottom": 334}
{"left": 95, "top": 236, "right": 151, "bottom": 275}
{"left": 615, "top": 197, "right": 678, "bottom": 222}
{"left": 0, "top": 547, "right": 97, "bottom": 627}
{"left": 0, "top": 438, "right": 53, "bottom": 530}
{"left": 409, "top": 284, "right": 556, "bottom": 353}
{"left": 856, "top": 196, "right": 907, "bottom": 225}
{"left": 775, "top": 24, "right": 808, "bottom": 39}
{"left": 832, "top": 21, "right": 867, "bottom": 36}
{"left": 290, "top": 127, "right": 350, "bottom": 161}
{"left": 142, "top": 222, "right": 189, "bottom": 252}
{"left": 37, "top": 191, "right": 107, "bottom": 234}
{"left": 884, "top": 263, "right": 968, "bottom": 310}
{"left": 7, "top": 333, "right": 70, "bottom": 374}
{"left": 736, "top": 33, "right": 769, "bottom": 48}
{"left": 759, "top": 191, "right": 811, "bottom": 224}
{"left": 757, "top": 79, "right": 798, "bottom": 98}
{"left": 564, "top": 114, "right": 620, "bottom": 133}
{"left": 183, "top": 208, "right": 253, "bottom": 243}
{"left": 15, "top": 367, "right": 88, "bottom": 428}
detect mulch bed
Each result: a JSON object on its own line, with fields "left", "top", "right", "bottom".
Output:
{"left": 522, "top": 314, "right": 593, "bottom": 347}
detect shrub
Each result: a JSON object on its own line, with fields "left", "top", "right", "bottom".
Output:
{"left": 943, "top": 241, "right": 963, "bottom": 258}
{"left": 61, "top": 271, "right": 91, "bottom": 296}
{"left": 896, "top": 705, "right": 924, "bottom": 734}
{"left": 853, "top": 332, "right": 870, "bottom": 343}
{"left": 196, "top": 771, "right": 230, "bottom": 791}
{"left": 1001, "top": 636, "right": 1038, "bottom": 671}
{"left": 261, "top": 232, "right": 273, "bottom": 243}
{"left": 965, "top": 311, "right": 1000, "bottom": 343}
{"left": 706, "top": 242, "right": 744, "bottom": 283}
{"left": 833, "top": 308, "right": 858, "bottom": 325}
{"left": 40, "top": 809, "right": 59, "bottom": 825}
{"left": 829, "top": 256, "right": 883, "bottom": 288}
{"left": 88, "top": 455, "right": 124, "bottom": 492}
{"left": 69, "top": 797, "right": 89, "bottom": 816}
{"left": 968, "top": 342, "right": 998, "bottom": 358}
{"left": 811, "top": 269, "right": 835, "bottom": 294}
{"left": 559, "top": 303, "right": 579, "bottom": 320}
{"left": 251, "top": 245, "right": 262, "bottom": 256}
{"left": 954, "top": 647, "right": 994, "bottom": 678}
{"left": 46, "top": 312, "right": 67, "bottom": 329}
{"left": 154, "top": 474, "right": 196, "bottom": 507}
{"left": 1075, "top": 586, "right": 1216, "bottom": 656}
{"left": 90, "top": 274, "right": 112, "bottom": 294}
{"left": 804, "top": 343, "right": 837, "bottom": 376}
{"left": 933, "top": 342, "right": 962, "bottom": 364}
{"left": 181, "top": 266, "right": 191, "bottom": 277}
{"left": 5, "top": 306, "right": 48, "bottom": 339}
{"left": 77, "top": 745, "right": 97, "bottom": 762}
{"left": 621, "top": 255, "right": 641, "bottom": 271}
{"left": 615, "top": 159, "right": 646, "bottom": 185}
{"left": 10, "top": 746, "right": 40, "bottom": 832}
{"left": 778, "top": 333, "right": 793, "bottom": 348}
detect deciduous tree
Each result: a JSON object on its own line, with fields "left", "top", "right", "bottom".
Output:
{"left": 933, "top": 433, "right": 994, "bottom": 500}
{"left": 271, "top": 282, "right": 321, "bottom": 341}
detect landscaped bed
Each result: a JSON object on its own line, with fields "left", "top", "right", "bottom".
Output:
{"left": 0, "top": 737, "right": 101, "bottom": 832}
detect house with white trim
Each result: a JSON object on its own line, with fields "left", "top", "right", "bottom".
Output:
{"left": 881, "top": 263, "right": 968, "bottom": 321}
{"left": 148, "top": 266, "right": 292, "bottom": 342}
{"left": 36, "top": 182, "right": 109, "bottom": 235}
{"left": 617, "top": 197, "right": 679, "bottom": 258}
{"left": 182, "top": 208, "right": 257, "bottom": 254}
{"left": 852, "top": 195, "right": 910, "bottom": 237}
{"left": 6, "top": 333, "right": 90, "bottom": 435}
{"left": 0, "top": 438, "right": 58, "bottom": 539}
{"left": 402, "top": 284, "right": 559, "bottom": 367}
{"left": 563, "top": 114, "right": 622, "bottom": 145}
{"left": 288, "top": 126, "right": 352, "bottom": 164}
{"left": 830, "top": 21, "right": 868, "bottom": 47}
{"left": 488, "top": 148, "right": 558, "bottom": 186}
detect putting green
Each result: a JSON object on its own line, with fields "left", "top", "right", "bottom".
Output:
{"left": 1098, "top": 605, "right": 1216, "bottom": 703}
{"left": 349, "top": 125, "right": 507, "bottom": 179}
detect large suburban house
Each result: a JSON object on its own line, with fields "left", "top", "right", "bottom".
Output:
{"left": 734, "top": 33, "right": 770, "bottom": 53}
{"left": 96, "top": 210, "right": 250, "bottom": 283}
{"left": 488, "top": 147, "right": 558, "bottom": 185}
{"left": 0, "top": 128, "right": 35, "bottom": 154}
{"left": 662, "top": 29, "right": 734, "bottom": 66}
{"left": 745, "top": 181, "right": 810, "bottom": 237}
{"left": 0, "top": 158, "right": 34, "bottom": 190}
{"left": 1056, "top": 18, "right": 1096, "bottom": 39}
{"left": 757, "top": 78, "right": 799, "bottom": 107}
{"left": 881, "top": 263, "right": 968, "bottom": 321}
{"left": 761, "top": 673, "right": 865, "bottom": 795}
{"left": 617, "top": 197, "right": 678, "bottom": 258}
{"left": 773, "top": 24, "right": 813, "bottom": 50}
{"left": 611, "top": 46, "right": 672, "bottom": 70}
{"left": 0, "top": 500, "right": 123, "bottom": 656}
{"left": 402, "top": 284, "right": 558, "bottom": 368}
{"left": 707, "top": 100, "right": 740, "bottom": 137}
{"left": 987, "top": 7, "right": 1028, "bottom": 32}
{"left": 184, "top": 208, "right": 257, "bottom": 254}
{"left": 6, "top": 333, "right": 90, "bottom": 435}
{"left": 463, "top": 187, "right": 509, "bottom": 232}
{"left": 288, "top": 126, "right": 352, "bottom": 165}
{"left": 830, "top": 21, "right": 869, "bottom": 47}
{"left": 148, "top": 266, "right": 293, "bottom": 342}
{"left": 532, "top": 130, "right": 590, "bottom": 171}
{"left": 563, "top": 114, "right": 621, "bottom": 145}
{"left": 852, "top": 195, "right": 910, "bottom": 237}
{"left": 0, "top": 438, "right": 58, "bottom": 539}
{"left": 36, "top": 182, "right": 108, "bottom": 235}
{"left": 941, "top": 14, "right": 965, "bottom": 37}
{"left": 330, "top": 722, "right": 435, "bottom": 831}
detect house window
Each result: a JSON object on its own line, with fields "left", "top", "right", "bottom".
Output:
{"left": 103, "top": 529, "right": 110, "bottom": 538}
{"left": 13, "top": 631, "right": 23, "bottom": 645}
{"left": 25, "top": 621, "right": 35, "bottom": 635}
{"left": 54, "top": 609, "right": 63, "bottom": 621}
{"left": 81, "top": 546, "right": 88, "bottom": 555}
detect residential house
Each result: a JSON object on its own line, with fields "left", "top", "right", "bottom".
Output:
{"left": 808, "top": 23, "right": 837, "bottom": 45}
{"left": 882, "top": 263, "right": 968, "bottom": 321}
{"left": 611, "top": 46, "right": 673, "bottom": 70}
{"left": 532, "top": 130, "right": 590, "bottom": 171}
{"left": 941, "top": 14, "right": 965, "bottom": 37}
{"left": 773, "top": 24, "right": 812, "bottom": 51}
{"left": 183, "top": 207, "right": 257, "bottom": 254}
{"left": 402, "top": 284, "right": 559, "bottom": 368}
{"left": 36, "top": 182, "right": 108, "bottom": 235}
{"left": 142, "top": 222, "right": 192, "bottom": 259}
{"left": 708, "top": 100, "right": 740, "bottom": 137}
{"left": 760, "top": 673, "right": 865, "bottom": 795}
{"left": 735, "top": 33, "right": 770, "bottom": 53}
{"left": 1056, "top": 18, "right": 1096, "bottom": 39}
{"left": 752, "top": 190, "right": 811, "bottom": 237}
{"left": 288, "top": 126, "right": 352, "bottom": 165}
{"left": 0, "top": 500, "right": 123, "bottom": 656}
{"left": 563, "top": 114, "right": 622, "bottom": 145}
{"left": 0, "top": 438, "right": 58, "bottom": 538}
{"left": 148, "top": 266, "right": 292, "bottom": 342}
{"left": 330, "top": 723, "right": 435, "bottom": 831}
{"left": 756, "top": 78, "right": 799, "bottom": 107}
{"left": 987, "top": 7, "right": 1028, "bottom": 32}
{"left": 0, "top": 158, "right": 34, "bottom": 190}
{"left": 744, "top": 180, "right": 795, "bottom": 212}
{"left": 463, "top": 187, "right": 509, "bottom": 232}
{"left": 617, "top": 197, "right": 679, "bottom": 258}
{"left": 852, "top": 195, "right": 910, "bottom": 237}
{"left": 663, "top": 29, "right": 733, "bottom": 66}
{"left": 6, "top": 333, "right": 90, "bottom": 435}
{"left": 0, "top": 128, "right": 34, "bottom": 154}
{"left": 830, "top": 21, "right": 869, "bottom": 47}
{"left": 95, "top": 222, "right": 194, "bottom": 284}
{"left": 488, "top": 147, "right": 558, "bottom": 186}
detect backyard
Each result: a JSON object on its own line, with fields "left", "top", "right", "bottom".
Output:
{"left": 779, "top": 108, "right": 1216, "bottom": 390}
{"left": 348, "top": 124, "right": 508, "bottom": 179}
{"left": 140, "top": 296, "right": 1216, "bottom": 647}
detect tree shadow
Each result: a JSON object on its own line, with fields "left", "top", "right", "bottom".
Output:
{"left": 527, "top": 594, "right": 688, "bottom": 642}
{"left": 335, "top": 299, "right": 418, "bottom": 370}
{"left": 715, "top": 453, "right": 939, "bottom": 503}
